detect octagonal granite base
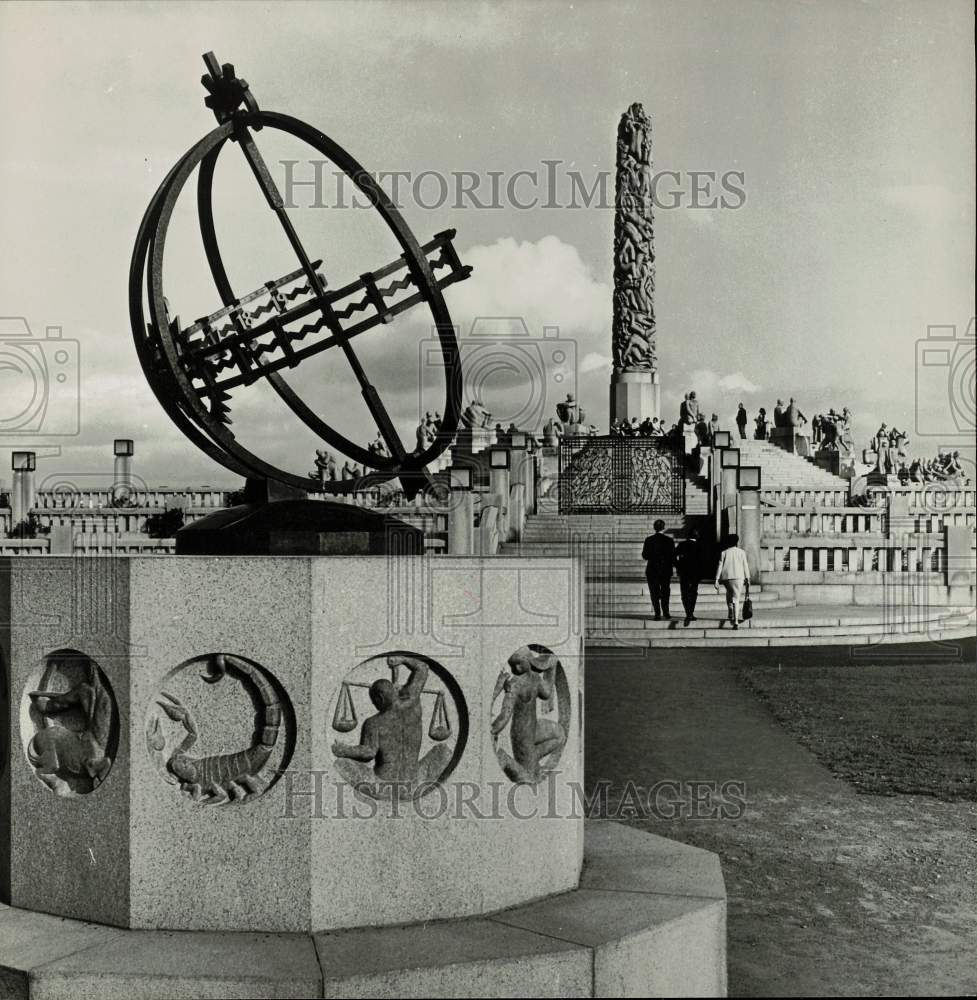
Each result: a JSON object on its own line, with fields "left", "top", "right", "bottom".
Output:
{"left": 0, "top": 555, "right": 585, "bottom": 933}
{"left": 0, "top": 822, "right": 726, "bottom": 999}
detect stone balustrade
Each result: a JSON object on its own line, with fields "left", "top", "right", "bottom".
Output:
{"left": 763, "top": 488, "right": 850, "bottom": 507}
{"left": 762, "top": 505, "right": 885, "bottom": 536}
{"left": 33, "top": 488, "right": 230, "bottom": 509}
{"left": 901, "top": 508, "right": 977, "bottom": 533}
{"left": 70, "top": 534, "right": 176, "bottom": 554}
{"left": 875, "top": 485, "right": 976, "bottom": 507}
{"left": 0, "top": 538, "right": 49, "bottom": 555}
{"left": 759, "top": 537, "right": 970, "bottom": 575}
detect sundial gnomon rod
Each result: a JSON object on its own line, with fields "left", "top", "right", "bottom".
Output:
{"left": 201, "top": 52, "right": 410, "bottom": 468}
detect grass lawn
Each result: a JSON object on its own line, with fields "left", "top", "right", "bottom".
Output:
{"left": 739, "top": 657, "right": 976, "bottom": 800}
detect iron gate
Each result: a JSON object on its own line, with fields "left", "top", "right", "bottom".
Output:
{"left": 557, "top": 436, "right": 685, "bottom": 514}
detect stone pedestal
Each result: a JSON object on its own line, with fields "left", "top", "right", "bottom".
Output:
{"left": 0, "top": 555, "right": 584, "bottom": 933}
{"left": 769, "top": 427, "right": 811, "bottom": 457}
{"left": 446, "top": 490, "right": 474, "bottom": 555}
{"left": 489, "top": 465, "right": 511, "bottom": 541}
{"left": 945, "top": 525, "right": 976, "bottom": 600}
{"left": 451, "top": 427, "right": 493, "bottom": 458}
{"left": 0, "top": 821, "right": 728, "bottom": 999}
{"left": 609, "top": 369, "right": 660, "bottom": 426}
{"left": 866, "top": 472, "right": 901, "bottom": 488}
{"left": 736, "top": 488, "right": 762, "bottom": 584}
{"left": 815, "top": 451, "right": 840, "bottom": 476}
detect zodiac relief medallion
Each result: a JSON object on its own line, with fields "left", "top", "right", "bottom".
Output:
{"left": 330, "top": 652, "right": 467, "bottom": 801}
{"left": 491, "top": 645, "right": 571, "bottom": 785}
{"left": 146, "top": 653, "right": 295, "bottom": 805}
{"left": 22, "top": 650, "right": 119, "bottom": 796}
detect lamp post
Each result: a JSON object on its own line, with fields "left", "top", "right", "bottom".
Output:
{"left": 11, "top": 452, "right": 36, "bottom": 532}
{"left": 446, "top": 465, "right": 474, "bottom": 555}
{"left": 488, "top": 447, "right": 511, "bottom": 541}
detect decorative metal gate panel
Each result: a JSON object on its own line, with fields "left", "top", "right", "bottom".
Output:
{"left": 558, "top": 436, "right": 685, "bottom": 514}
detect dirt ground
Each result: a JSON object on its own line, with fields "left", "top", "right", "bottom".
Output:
{"left": 585, "top": 641, "right": 977, "bottom": 998}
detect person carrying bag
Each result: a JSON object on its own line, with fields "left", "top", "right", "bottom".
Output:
{"left": 714, "top": 534, "right": 751, "bottom": 630}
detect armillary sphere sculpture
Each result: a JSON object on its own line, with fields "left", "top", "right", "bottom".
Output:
{"left": 129, "top": 52, "right": 471, "bottom": 503}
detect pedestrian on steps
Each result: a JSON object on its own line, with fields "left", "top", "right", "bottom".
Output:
{"left": 674, "top": 527, "right": 703, "bottom": 627}
{"left": 736, "top": 403, "right": 748, "bottom": 439}
{"left": 715, "top": 534, "right": 750, "bottom": 629}
{"left": 642, "top": 519, "right": 675, "bottom": 621}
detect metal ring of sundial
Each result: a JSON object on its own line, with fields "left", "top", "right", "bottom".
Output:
{"left": 129, "top": 54, "right": 471, "bottom": 494}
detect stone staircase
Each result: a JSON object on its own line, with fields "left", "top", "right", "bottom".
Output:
{"left": 499, "top": 506, "right": 974, "bottom": 647}
{"left": 504, "top": 443, "right": 974, "bottom": 647}
{"left": 736, "top": 438, "right": 850, "bottom": 504}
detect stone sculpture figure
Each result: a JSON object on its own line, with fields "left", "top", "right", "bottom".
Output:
{"left": 28, "top": 657, "right": 114, "bottom": 793}
{"left": 491, "top": 645, "right": 568, "bottom": 785}
{"left": 312, "top": 448, "right": 338, "bottom": 484}
{"left": 556, "top": 394, "right": 586, "bottom": 430}
{"left": 679, "top": 391, "right": 701, "bottom": 425}
{"left": 332, "top": 654, "right": 451, "bottom": 795}
{"left": 543, "top": 416, "right": 563, "bottom": 447}
{"left": 612, "top": 102, "right": 656, "bottom": 373}
{"left": 367, "top": 433, "right": 389, "bottom": 457}
{"left": 461, "top": 398, "right": 491, "bottom": 430}
{"left": 415, "top": 413, "right": 437, "bottom": 452}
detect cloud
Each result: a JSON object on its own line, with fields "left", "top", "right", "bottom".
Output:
{"left": 24, "top": 235, "right": 612, "bottom": 481}
{"left": 686, "top": 369, "right": 762, "bottom": 398}
{"left": 880, "top": 184, "right": 958, "bottom": 225}
{"left": 449, "top": 235, "right": 611, "bottom": 333}
{"left": 717, "top": 372, "right": 762, "bottom": 394}
{"left": 580, "top": 352, "right": 613, "bottom": 374}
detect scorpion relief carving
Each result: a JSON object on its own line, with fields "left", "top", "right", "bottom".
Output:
{"left": 22, "top": 650, "right": 119, "bottom": 796}
{"left": 330, "top": 652, "right": 468, "bottom": 802}
{"left": 491, "top": 644, "right": 571, "bottom": 786}
{"left": 146, "top": 653, "right": 295, "bottom": 804}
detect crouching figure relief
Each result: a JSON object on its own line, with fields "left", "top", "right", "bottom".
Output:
{"left": 491, "top": 644, "right": 571, "bottom": 785}
{"left": 25, "top": 650, "right": 119, "bottom": 796}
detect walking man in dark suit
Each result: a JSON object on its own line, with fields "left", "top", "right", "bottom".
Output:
{"left": 674, "top": 528, "right": 703, "bottom": 627}
{"left": 641, "top": 519, "right": 675, "bottom": 620}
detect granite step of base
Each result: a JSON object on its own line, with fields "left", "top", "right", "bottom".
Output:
{"left": 587, "top": 623, "right": 976, "bottom": 648}
{"left": 593, "top": 597, "right": 798, "bottom": 612}
{"left": 0, "top": 822, "right": 727, "bottom": 1000}
{"left": 589, "top": 603, "right": 968, "bottom": 626}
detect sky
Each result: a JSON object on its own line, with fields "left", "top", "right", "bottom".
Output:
{"left": 0, "top": 0, "right": 973, "bottom": 489}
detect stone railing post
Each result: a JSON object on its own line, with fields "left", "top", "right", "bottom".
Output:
{"left": 446, "top": 466, "right": 474, "bottom": 555}
{"left": 735, "top": 465, "right": 763, "bottom": 583}
{"left": 508, "top": 433, "right": 529, "bottom": 541}
{"left": 11, "top": 451, "right": 36, "bottom": 532}
{"left": 488, "top": 447, "right": 511, "bottom": 542}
